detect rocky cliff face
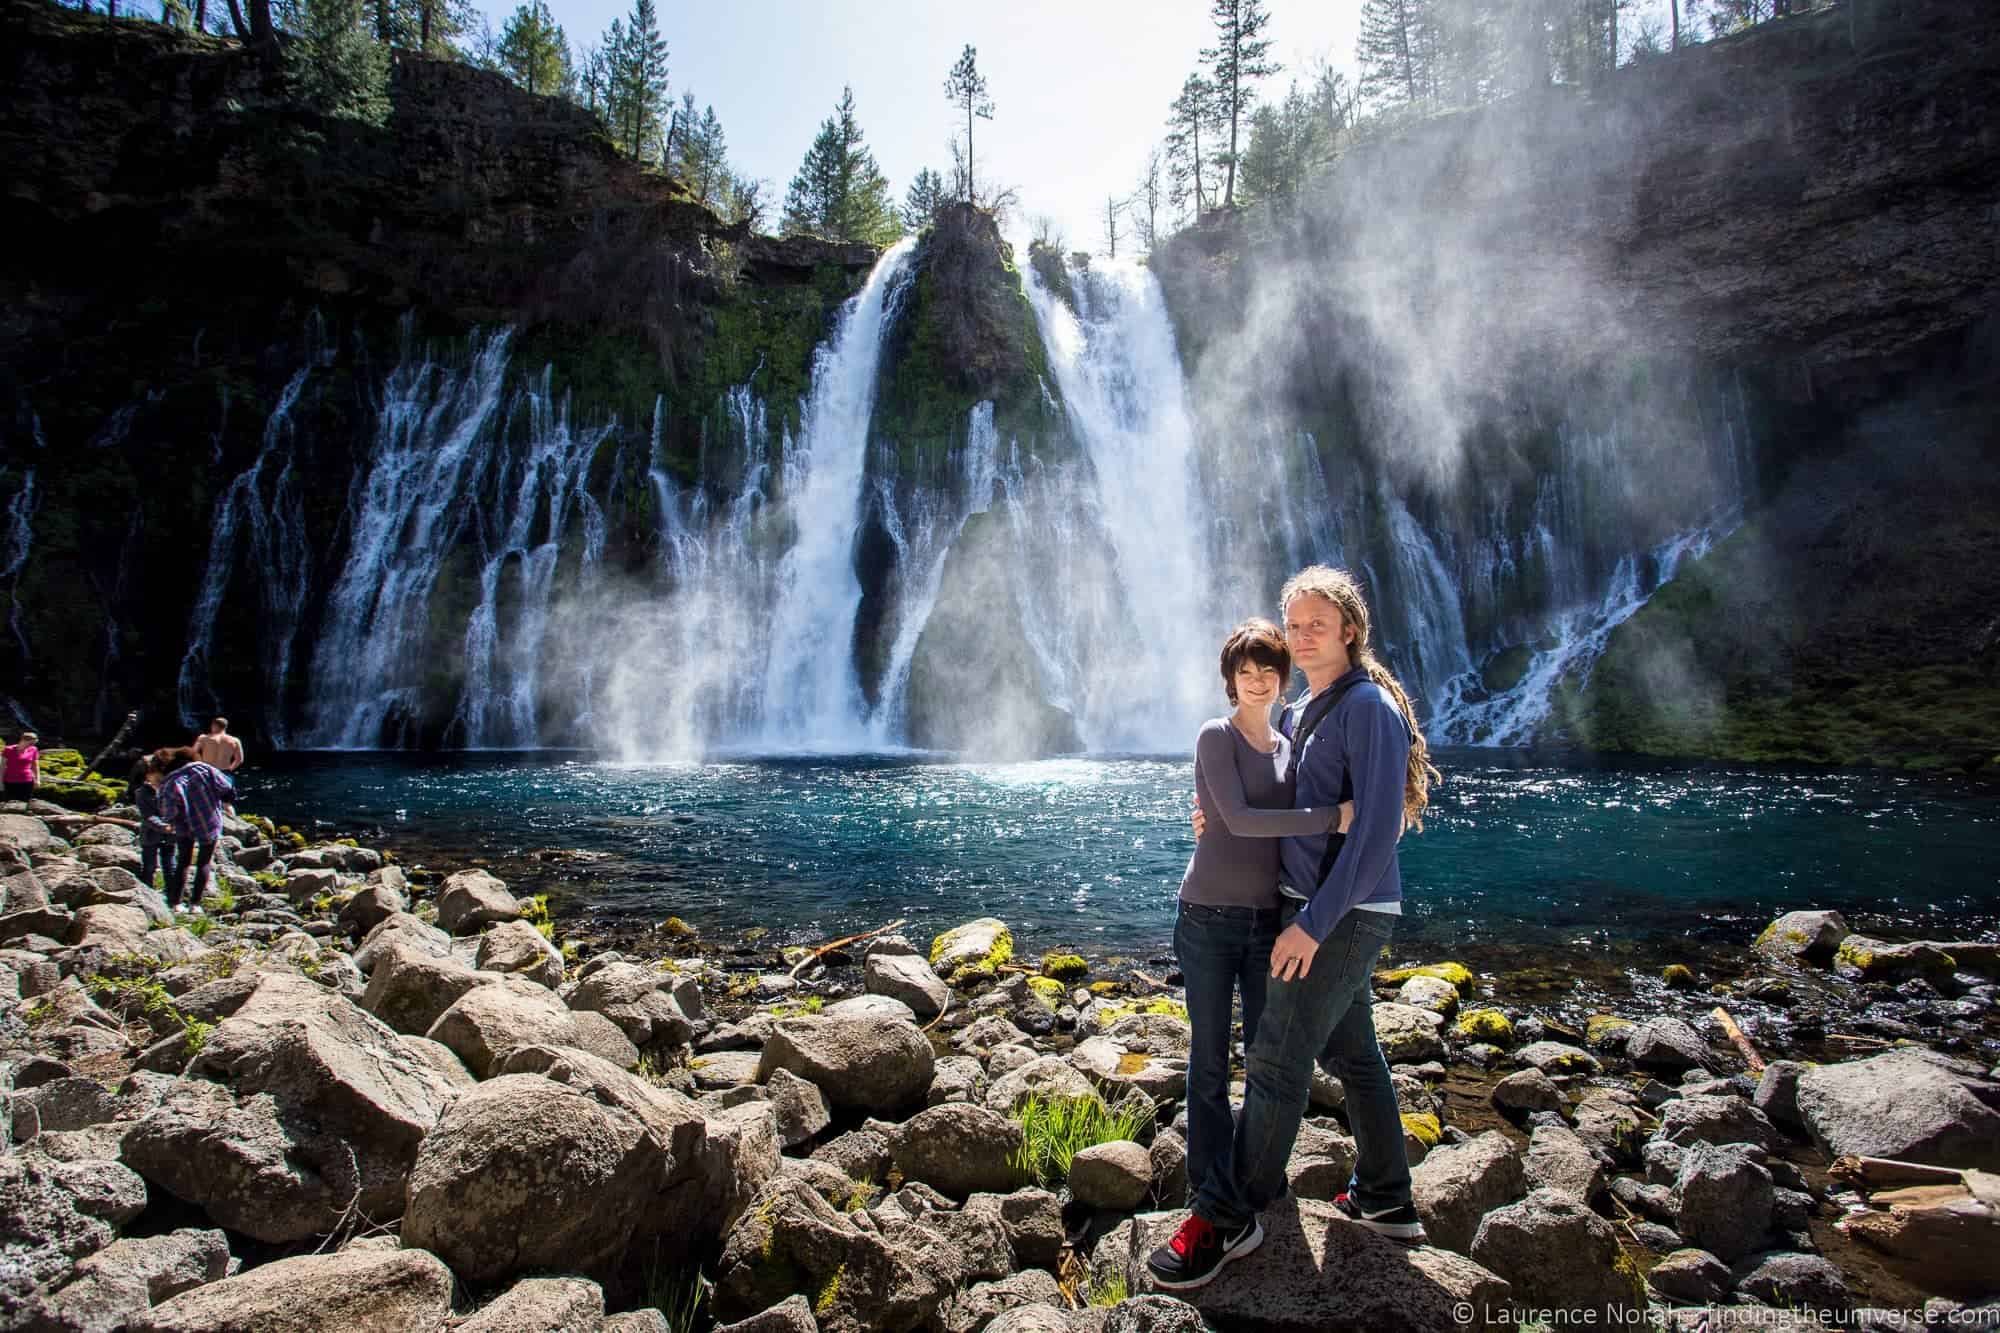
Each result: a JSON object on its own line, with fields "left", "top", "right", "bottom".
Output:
{"left": 1149, "top": 0, "right": 2000, "bottom": 770}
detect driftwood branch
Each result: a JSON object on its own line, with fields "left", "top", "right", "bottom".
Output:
{"left": 1710, "top": 1005, "right": 1766, "bottom": 1072}
{"left": 788, "top": 918, "right": 907, "bottom": 979}
{"left": 1830, "top": 1155, "right": 1968, "bottom": 1190}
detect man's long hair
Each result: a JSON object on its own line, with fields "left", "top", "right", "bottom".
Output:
{"left": 1280, "top": 565, "right": 1442, "bottom": 831}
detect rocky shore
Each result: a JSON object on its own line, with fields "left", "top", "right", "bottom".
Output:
{"left": 4, "top": 792, "right": 1998, "bottom": 1332}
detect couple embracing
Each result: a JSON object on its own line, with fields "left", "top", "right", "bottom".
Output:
{"left": 1150, "top": 564, "right": 1442, "bottom": 1291}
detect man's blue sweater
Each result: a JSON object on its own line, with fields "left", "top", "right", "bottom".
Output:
{"left": 1278, "top": 664, "right": 1412, "bottom": 942}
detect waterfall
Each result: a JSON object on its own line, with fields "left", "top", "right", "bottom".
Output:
{"left": 752, "top": 238, "right": 916, "bottom": 750}
{"left": 448, "top": 368, "right": 612, "bottom": 749}
{"left": 3, "top": 467, "right": 35, "bottom": 660}
{"left": 303, "top": 328, "right": 513, "bottom": 748}
{"left": 1023, "top": 257, "right": 1220, "bottom": 747}
{"left": 177, "top": 367, "right": 313, "bottom": 743}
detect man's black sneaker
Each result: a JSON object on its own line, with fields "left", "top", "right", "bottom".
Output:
{"left": 1145, "top": 1213, "right": 1263, "bottom": 1291}
{"left": 1333, "top": 1191, "right": 1428, "bottom": 1242}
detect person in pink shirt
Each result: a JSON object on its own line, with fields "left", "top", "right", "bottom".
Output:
{"left": 2, "top": 731, "right": 39, "bottom": 804}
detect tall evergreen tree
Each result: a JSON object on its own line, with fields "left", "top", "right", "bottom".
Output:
{"left": 942, "top": 45, "right": 994, "bottom": 206}
{"left": 903, "top": 168, "right": 949, "bottom": 228}
{"left": 1357, "top": 0, "right": 1438, "bottom": 110}
{"left": 603, "top": 0, "right": 668, "bottom": 162}
{"left": 1200, "top": 0, "right": 1280, "bottom": 208}
{"left": 1165, "top": 73, "right": 1221, "bottom": 219}
{"left": 675, "top": 101, "right": 729, "bottom": 207}
{"left": 497, "top": 0, "right": 567, "bottom": 97}
{"left": 286, "top": 0, "right": 390, "bottom": 122}
{"left": 781, "top": 87, "right": 900, "bottom": 246}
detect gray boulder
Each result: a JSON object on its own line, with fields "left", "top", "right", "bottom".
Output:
{"left": 1522, "top": 1122, "right": 1606, "bottom": 1203}
{"left": 475, "top": 918, "right": 565, "bottom": 988}
{"left": 889, "top": 1103, "right": 1028, "bottom": 1198}
{"left": 1370, "top": 1002, "right": 1446, "bottom": 1064}
{"left": 939, "top": 1269, "right": 1065, "bottom": 1333}
{"left": 1100, "top": 1295, "right": 1209, "bottom": 1331}
{"left": 337, "top": 882, "right": 406, "bottom": 939}
{"left": 867, "top": 951, "right": 950, "bottom": 1018}
{"left": 1514, "top": 1041, "right": 1601, "bottom": 1076}
{"left": 765, "top": 1066, "right": 831, "bottom": 1149}
{"left": 1069, "top": 1140, "right": 1152, "bottom": 1211}
{"left": 457, "top": 1276, "right": 607, "bottom": 1332}
{"left": 427, "top": 974, "right": 639, "bottom": 1076}
{"left": 990, "top": 1187, "right": 1064, "bottom": 1268}
{"left": 0, "top": 1152, "right": 116, "bottom": 1287}
{"left": 985, "top": 1055, "right": 1100, "bottom": 1115}
{"left": 360, "top": 942, "right": 491, "bottom": 1035}
{"left": 435, "top": 868, "right": 522, "bottom": 934}
{"left": 1411, "top": 1129, "right": 1527, "bottom": 1254}
{"left": 352, "top": 911, "right": 453, "bottom": 973}
{"left": 1105, "top": 1201, "right": 1508, "bottom": 1331}
{"left": 929, "top": 1055, "right": 988, "bottom": 1107}
{"left": 138, "top": 1245, "right": 455, "bottom": 1332}
{"left": 565, "top": 960, "right": 694, "bottom": 1055}
{"left": 1657, "top": 1094, "right": 1783, "bottom": 1152}
{"left": 714, "top": 1294, "right": 817, "bottom": 1333}
{"left": 1469, "top": 1188, "right": 1645, "bottom": 1324}
{"left": 1647, "top": 1247, "right": 1731, "bottom": 1305}
{"left": 1492, "top": 1067, "right": 1566, "bottom": 1116}
{"left": 1732, "top": 1250, "right": 1851, "bottom": 1312}
{"left": 1671, "top": 1142, "right": 1773, "bottom": 1262}
{"left": 1753, "top": 909, "right": 1849, "bottom": 963}
{"left": 1795, "top": 1047, "right": 2000, "bottom": 1171}
{"left": 758, "top": 1014, "right": 935, "bottom": 1113}
{"left": 1626, "top": 1017, "right": 1711, "bottom": 1072}
{"left": 34, "top": 1226, "right": 230, "bottom": 1331}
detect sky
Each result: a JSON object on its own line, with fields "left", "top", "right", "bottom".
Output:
{"left": 487, "top": 0, "right": 1370, "bottom": 252}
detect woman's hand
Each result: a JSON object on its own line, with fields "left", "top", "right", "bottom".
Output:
{"left": 1191, "top": 795, "right": 1206, "bottom": 840}
{"left": 1337, "top": 801, "right": 1355, "bottom": 834}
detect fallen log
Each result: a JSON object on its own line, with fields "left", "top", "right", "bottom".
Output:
{"left": 1710, "top": 1005, "right": 1765, "bottom": 1072}
{"left": 787, "top": 918, "right": 907, "bottom": 979}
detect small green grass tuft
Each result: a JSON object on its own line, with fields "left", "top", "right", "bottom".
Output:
{"left": 766, "top": 996, "right": 825, "bottom": 1018}
{"left": 1088, "top": 1265, "right": 1129, "bottom": 1307}
{"left": 1009, "top": 1093, "right": 1154, "bottom": 1188}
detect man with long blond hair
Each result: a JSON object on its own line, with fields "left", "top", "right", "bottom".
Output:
{"left": 1149, "top": 565, "right": 1441, "bottom": 1290}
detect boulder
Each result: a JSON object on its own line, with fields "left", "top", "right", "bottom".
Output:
{"left": 458, "top": 1276, "right": 607, "bottom": 1332}
{"left": 991, "top": 1187, "right": 1065, "bottom": 1268}
{"left": 1514, "top": 1041, "right": 1601, "bottom": 1076}
{"left": 1470, "top": 1188, "right": 1645, "bottom": 1324}
{"left": 46, "top": 1156, "right": 149, "bottom": 1225}
{"left": 403, "top": 1075, "right": 662, "bottom": 1284}
{"left": 1657, "top": 1094, "right": 1783, "bottom": 1152}
{"left": 714, "top": 1295, "right": 817, "bottom": 1333}
{"left": 1834, "top": 935, "right": 1958, "bottom": 983}
{"left": 889, "top": 1103, "right": 1028, "bottom": 1198}
{"left": 1150, "top": 1129, "right": 1190, "bottom": 1208}
{"left": 1069, "top": 1036, "right": 1188, "bottom": 1103}
{"left": 765, "top": 1066, "right": 831, "bottom": 1149}
{"left": 1732, "top": 1250, "right": 1851, "bottom": 1312}
{"left": 1105, "top": 1199, "right": 1509, "bottom": 1330}
{"left": 337, "top": 882, "right": 408, "bottom": 939}
{"left": 1753, "top": 910, "right": 1848, "bottom": 964}
{"left": 929, "top": 1055, "right": 989, "bottom": 1107}
{"left": 985, "top": 1056, "right": 1101, "bottom": 1115}
{"left": 137, "top": 1245, "right": 455, "bottom": 1332}
{"left": 1625, "top": 1017, "right": 1711, "bottom": 1072}
{"left": 435, "top": 868, "right": 523, "bottom": 934}
{"left": 360, "top": 942, "right": 491, "bottom": 1035}
{"left": 714, "top": 1177, "right": 957, "bottom": 1333}
{"left": 35, "top": 1226, "right": 230, "bottom": 1330}
{"left": 427, "top": 974, "right": 638, "bottom": 1076}
{"left": 0, "top": 813, "right": 65, "bottom": 855}
{"left": 1646, "top": 1247, "right": 1732, "bottom": 1305}
{"left": 1522, "top": 1122, "right": 1606, "bottom": 1203}
{"left": 1069, "top": 1140, "right": 1152, "bottom": 1211}
{"left": 1491, "top": 1068, "right": 1566, "bottom": 1116}
{"left": 66, "top": 902, "right": 151, "bottom": 952}
{"left": 1572, "top": 1091, "right": 1647, "bottom": 1165}
{"left": 1370, "top": 1002, "right": 1447, "bottom": 1064}
{"left": 867, "top": 951, "right": 950, "bottom": 1018}
{"left": 984, "top": 1308, "right": 1071, "bottom": 1333}
{"left": 1284, "top": 1120, "right": 1357, "bottom": 1202}
{"left": 1100, "top": 1296, "right": 1210, "bottom": 1331}
{"left": 954, "top": 1015, "right": 1029, "bottom": 1054}
{"left": 1671, "top": 1143, "right": 1773, "bottom": 1262}
{"left": 938, "top": 1270, "right": 1066, "bottom": 1333}
{"left": 1397, "top": 974, "right": 1460, "bottom": 1016}
{"left": 353, "top": 912, "right": 453, "bottom": 973}
{"left": 0, "top": 1152, "right": 116, "bottom": 1287}
{"left": 1411, "top": 1130, "right": 1527, "bottom": 1254}
{"left": 1753, "top": 1060, "right": 1807, "bottom": 1133}
{"left": 475, "top": 919, "right": 566, "bottom": 988}
{"left": 757, "top": 1014, "right": 935, "bottom": 1114}
{"left": 931, "top": 917, "right": 1014, "bottom": 981}
{"left": 566, "top": 960, "right": 694, "bottom": 1054}
{"left": 1795, "top": 1048, "right": 2000, "bottom": 1171}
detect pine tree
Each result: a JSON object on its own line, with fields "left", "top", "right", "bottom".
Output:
{"left": 674, "top": 102, "right": 729, "bottom": 208}
{"left": 286, "top": 0, "right": 390, "bottom": 123}
{"left": 603, "top": 0, "right": 668, "bottom": 162}
{"left": 497, "top": 0, "right": 567, "bottom": 97}
{"left": 903, "top": 168, "right": 949, "bottom": 229}
{"left": 1132, "top": 148, "right": 1163, "bottom": 251}
{"left": 1200, "top": 0, "right": 1280, "bottom": 208}
{"left": 942, "top": 45, "right": 994, "bottom": 206}
{"left": 1165, "top": 73, "right": 1221, "bottom": 219}
{"left": 1357, "top": 0, "right": 1438, "bottom": 111}
{"left": 781, "top": 87, "right": 900, "bottom": 246}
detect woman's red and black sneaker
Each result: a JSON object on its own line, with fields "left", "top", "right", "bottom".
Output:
{"left": 1144, "top": 1213, "right": 1264, "bottom": 1291}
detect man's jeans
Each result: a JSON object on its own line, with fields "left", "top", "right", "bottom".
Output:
{"left": 1193, "top": 908, "right": 1410, "bottom": 1228}
{"left": 1174, "top": 900, "right": 1283, "bottom": 1206}
{"left": 169, "top": 838, "right": 217, "bottom": 909}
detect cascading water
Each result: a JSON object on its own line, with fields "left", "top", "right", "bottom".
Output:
{"left": 3, "top": 467, "right": 35, "bottom": 660}
{"left": 177, "top": 367, "right": 314, "bottom": 742}
{"left": 1022, "top": 257, "right": 1220, "bottom": 747}
{"left": 753, "top": 238, "right": 916, "bottom": 749}
{"left": 304, "top": 328, "right": 513, "bottom": 747}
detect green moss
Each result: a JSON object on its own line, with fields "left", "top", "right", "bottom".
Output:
{"left": 1378, "top": 962, "right": 1475, "bottom": 995}
{"left": 931, "top": 920, "right": 1015, "bottom": 985}
{"left": 1660, "top": 964, "right": 1697, "bottom": 989}
{"left": 1025, "top": 975, "right": 1065, "bottom": 1008}
{"left": 1586, "top": 1014, "right": 1636, "bottom": 1046}
{"left": 1401, "top": 1112, "right": 1442, "bottom": 1147}
{"left": 1040, "top": 951, "right": 1088, "bottom": 981}
{"left": 1092, "top": 997, "right": 1190, "bottom": 1027}
{"left": 657, "top": 916, "right": 695, "bottom": 938}
{"left": 814, "top": 1263, "right": 845, "bottom": 1317}
{"left": 1455, "top": 1007, "right": 1515, "bottom": 1045}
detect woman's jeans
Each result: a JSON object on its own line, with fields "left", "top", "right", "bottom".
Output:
{"left": 169, "top": 838, "right": 217, "bottom": 909}
{"left": 139, "top": 839, "right": 182, "bottom": 894}
{"left": 1175, "top": 899, "right": 1283, "bottom": 1206}
{"left": 1193, "top": 907, "right": 1412, "bottom": 1228}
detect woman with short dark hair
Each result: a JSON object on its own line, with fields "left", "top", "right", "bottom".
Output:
{"left": 1172, "top": 619, "right": 1349, "bottom": 1240}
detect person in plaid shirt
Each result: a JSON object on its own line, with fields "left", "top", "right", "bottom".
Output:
{"left": 157, "top": 747, "right": 236, "bottom": 912}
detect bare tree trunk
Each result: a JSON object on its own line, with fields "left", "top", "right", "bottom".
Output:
{"left": 1671, "top": 0, "right": 1680, "bottom": 51}
{"left": 195, "top": 0, "right": 207, "bottom": 32}
{"left": 964, "top": 100, "right": 975, "bottom": 207}
{"left": 225, "top": 0, "right": 247, "bottom": 38}
{"left": 375, "top": 0, "right": 391, "bottom": 42}
{"left": 249, "top": 0, "right": 275, "bottom": 63}
{"left": 419, "top": 0, "right": 431, "bottom": 49}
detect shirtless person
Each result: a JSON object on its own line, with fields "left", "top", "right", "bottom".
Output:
{"left": 191, "top": 717, "right": 244, "bottom": 773}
